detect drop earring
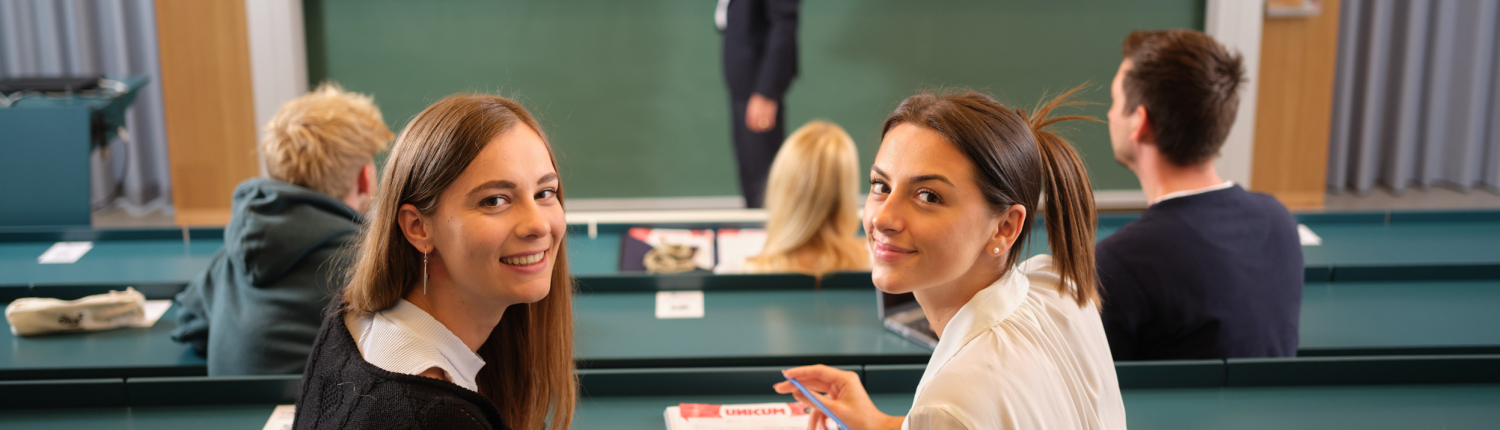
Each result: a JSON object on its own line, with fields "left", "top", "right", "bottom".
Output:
{"left": 422, "top": 251, "right": 429, "bottom": 295}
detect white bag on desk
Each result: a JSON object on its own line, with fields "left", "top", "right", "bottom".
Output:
{"left": 5, "top": 287, "right": 146, "bottom": 336}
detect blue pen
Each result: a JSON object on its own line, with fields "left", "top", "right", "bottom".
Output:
{"left": 786, "top": 377, "right": 851, "bottom": 430}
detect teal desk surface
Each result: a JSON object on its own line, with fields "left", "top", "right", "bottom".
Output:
{"left": 2, "top": 279, "right": 1497, "bottom": 379}
{"left": 5, "top": 210, "right": 1500, "bottom": 286}
{"left": 575, "top": 289, "right": 931, "bottom": 368}
{"left": 3, "top": 384, "right": 1497, "bottom": 430}
{"left": 1297, "top": 218, "right": 1500, "bottom": 280}
{"left": 1300, "top": 280, "right": 1500, "bottom": 355}
{"left": 579, "top": 279, "right": 1500, "bottom": 368}
{"left": 0, "top": 238, "right": 220, "bottom": 287}
{"left": 0, "top": 305, "right": 204, "bottom": 380}
{"left": 570, "top": 211, "right": 1500, "bottom": 281}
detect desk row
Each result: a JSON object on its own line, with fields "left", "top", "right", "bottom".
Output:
{"left": 3, "top": 280, "right": 1498, "bottom": 380}
{"left": 7, "top": 210, "right": 1500, "bottom": 287}
{"left": 2, "top": 359, "right": 1498, "bottom": 429}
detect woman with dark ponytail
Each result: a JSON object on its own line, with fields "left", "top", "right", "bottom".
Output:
{"left": 772, "top": 85, "right": 1125, "bottom": 429}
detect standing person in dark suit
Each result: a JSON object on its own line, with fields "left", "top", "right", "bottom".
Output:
{"left": 718, "top": 0, "right": 800, "bottom": 208}
{"left": 1098, "top": 29, "right": 1304, "bottom": 360}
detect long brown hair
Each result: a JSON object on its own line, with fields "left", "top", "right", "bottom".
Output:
{"left": 881, "top": 84, "right": 1100, "bottom": 306}
{"left": 342, "top": 94, "right": 575, "bottom": 429}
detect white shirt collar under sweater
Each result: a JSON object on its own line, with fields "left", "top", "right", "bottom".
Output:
{"left": 1152, "top": 180, "right": 1234, "bottom": 205}
{"left": 346, "top": 299, "right": 487, "bottom": 393}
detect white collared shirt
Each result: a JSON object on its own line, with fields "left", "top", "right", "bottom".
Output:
{"left": 346, "top": 299, "right": 487, "bottom": 393}
{"left": 1153, "top": 180, "right": 1235, "bottom": 205}
{"left": 903, "top": 255, "right": 1126, "bottom": 430}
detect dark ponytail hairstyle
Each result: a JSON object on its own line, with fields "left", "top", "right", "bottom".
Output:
{"left": 881, "top": 84, "right": 1101, "bottom": 306}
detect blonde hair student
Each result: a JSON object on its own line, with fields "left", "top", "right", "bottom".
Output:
{"left": 745, "top": 120, "right": 869, "bottom": 278}
{"left": 260, "top": 83, "right": 392, "bottom": 208}
{"left": 294, "top": 94, "right": 575, "bottom": 430}
{"left": 772, "top": 86, "right": 1125, "bottom": 430}
{"left": 170, "top": 83, "right": 392, "bottom": 376}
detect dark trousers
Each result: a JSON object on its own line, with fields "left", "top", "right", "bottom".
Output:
{"left": 729, "top": 96, "right": 786, "bottom": 208}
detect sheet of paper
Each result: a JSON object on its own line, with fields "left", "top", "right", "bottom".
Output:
{"left": 656, "top": 291, "right": 705, "bottom": 319}
{"left": 128, "top": 300, "right": 174, "bottom": 328}
{"left": 1297, "top": 224, "right": 1322, "bottom": 246}
{"left": 37, "top": 241, "right": 93, "bottom": 264}
{"left": 261, "top": 404, "right": 295, "bottom": 430}
{"left": 714, "top": 229, "right": 767, "bottom": 274}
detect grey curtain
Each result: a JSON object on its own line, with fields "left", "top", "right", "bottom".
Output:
{"left": 1328, "top": 0, "right": 1500, "bottom": 195}
{"left": 0, "top": 0, "right": 171, "bottom": 212}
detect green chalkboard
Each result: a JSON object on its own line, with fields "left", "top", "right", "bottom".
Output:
{"left": 305, "top": 0, "right": 1204, "bottom": 199}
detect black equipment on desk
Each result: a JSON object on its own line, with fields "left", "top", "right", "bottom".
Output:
{"left": 0, "top": 76, "right": 102, "bottom": 93}
{"left": 878, "top": 290, "right": 939, "bottom": 349}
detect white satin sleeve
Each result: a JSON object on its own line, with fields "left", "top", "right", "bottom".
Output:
{"left": 902, "top": 404, "right": 973, "bottom": 430}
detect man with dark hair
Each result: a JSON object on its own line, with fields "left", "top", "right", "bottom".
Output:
{"left": 1098, "top": 29, "right": 1304, "bottom": 360}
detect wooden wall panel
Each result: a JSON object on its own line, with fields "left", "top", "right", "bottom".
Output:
{"left": 1251, "top": 0, "right": 1342, "bottom": 209}
{"left": 156, "top": 0, "right": 259, "bottom": 226}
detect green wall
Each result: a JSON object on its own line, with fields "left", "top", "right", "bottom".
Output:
{"left": 306, "top": 0, "right": 1204, "bottom": 199}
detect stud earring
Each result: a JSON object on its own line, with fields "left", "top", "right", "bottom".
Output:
{"left": 993, "top": 247, "right": 1001, "bottom": 254}
{"left": 422, "top": 251, "right": 429, "bottom": 295}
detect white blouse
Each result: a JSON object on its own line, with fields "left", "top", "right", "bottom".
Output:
{"left": 903, "top": 255, "right": 1126, "bottom": 430}
{"left": 345, "top": 299, "right": 487, "bottom": 393}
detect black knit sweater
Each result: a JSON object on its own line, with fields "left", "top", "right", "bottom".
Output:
{"left": 293, "top": 309, "right": 510, "bottom": 430}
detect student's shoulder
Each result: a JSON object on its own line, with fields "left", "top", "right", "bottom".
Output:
{"left": 1097, "top": 213, "right": 1175, "bottom": 257}
{"left": 916, "top": 328, "right": 1060, "bottom": 428}
{"left": 401, "top": 385, "right": 503, "bottom": 430}
{"left": 298, "top": 315, "right": 502, "bottom": 430}
{"left": 1243, "top": 189, "right": 1297, "bottom": 219}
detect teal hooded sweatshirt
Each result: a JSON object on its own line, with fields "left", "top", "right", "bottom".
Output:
{"left": 172, "top": 178, "right": 362, "bottom": 375}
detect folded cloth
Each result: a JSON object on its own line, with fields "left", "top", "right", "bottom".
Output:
{"left": 6, "top": 288, "right": 146, "bottom": 336}
{"left": 645, "top": 243, "right": 699, "bottom": 274}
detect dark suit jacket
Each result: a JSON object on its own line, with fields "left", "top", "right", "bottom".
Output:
{"left": 1097, "top": 185, "right": 1304, "bottom": 360}
{"left": 722, "top": 0, "right": 800, "bottom": 101}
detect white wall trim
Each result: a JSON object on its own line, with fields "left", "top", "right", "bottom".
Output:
{"left": 567, "top": 196, "right": 747, "bottom": 211}
{"left": 245, "top": 0, "right": 308, "bottom": 172}
{"left": 1094, "top": 189, "right": 1150, "bottom": 210}
{"left": 565, "top": 190, "right": 1151, "bottom": 227}
{"left": 1205, "top": 0, "right": 1265, "bottom": 188}
{"left": 566, "top": 209, "right": 767, "bottom": 226}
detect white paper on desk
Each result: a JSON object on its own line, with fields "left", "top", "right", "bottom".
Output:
{"left": 656, "top": 291, "right": 705, "bottom": 319}
{"left": 126, "top": 300, "right": 173, "bottom": 328}
{"left": 665, "top": 403, "right": 828, "bottom": 430}
{"left": 37, "top": 241, "right": 93, "bottom": 264}
{"left": 714, "top": 229, "right": 767, "bottom": 274}
{"left": 1298, "top": 224, "right": 1322, "bottom": 246}
{"left": 262, "top": 404, "right": 295, "bottom": 430}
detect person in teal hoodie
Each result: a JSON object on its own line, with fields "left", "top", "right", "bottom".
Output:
{"left": 172, "top": 84, "right": 393, "bottom": 375}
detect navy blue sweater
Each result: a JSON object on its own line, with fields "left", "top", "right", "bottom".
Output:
{"left": 1097, "top": 185, "right": 1303, "bottom": 360}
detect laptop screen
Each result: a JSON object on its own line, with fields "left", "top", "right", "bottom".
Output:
{"left": 877, "top": 290, "right": 919, "bottom": 320}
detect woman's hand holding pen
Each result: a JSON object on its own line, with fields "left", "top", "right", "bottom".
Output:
{"left": 773, "top": 365, "right": 905, "bottom": 430}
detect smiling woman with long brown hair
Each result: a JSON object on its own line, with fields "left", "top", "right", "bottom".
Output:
{"left": 772, "top": 85, "right": 1125, "bottom": 429}
{"left": 294, "top": 94, "right": 575, "bottom": 430}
